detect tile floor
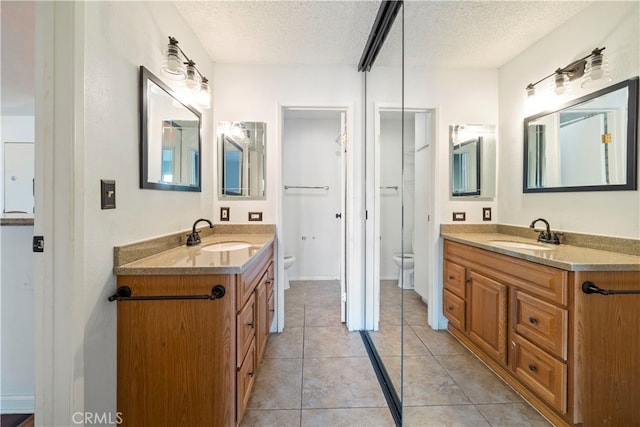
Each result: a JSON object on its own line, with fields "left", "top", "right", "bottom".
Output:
{"left": 240, "top": 280, "right": 552, "bottom": 427}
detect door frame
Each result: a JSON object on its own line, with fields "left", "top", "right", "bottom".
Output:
{"left": 365, "top": 103, "right": 436, "bottom": 330}
{"left": 276, "top": 104, "right": 355, "bottom": 330}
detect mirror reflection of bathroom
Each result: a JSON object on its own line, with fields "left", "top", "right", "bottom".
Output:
{"left": 281, "top": 108, "right": 347, "bottom": 326}
{"left": 449, "top": 124, "right": 496, "bottom": 199}
{"left": 374, "top": 109, "right": 432, "bottom": 395}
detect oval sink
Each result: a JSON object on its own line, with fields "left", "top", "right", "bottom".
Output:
{"left": 488, "top": 240, "right": 555, "bottom": 251}
{"left": 201, "top": 241, "right": 253, "bottom": 252}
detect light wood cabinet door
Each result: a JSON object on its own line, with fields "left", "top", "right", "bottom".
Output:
{"left": 467, "top": 271, "right": 508, "bottom": 364}
{"left": 117, "top": 274, "right": 235, "bottom": 427}
{"left": 255, "top": 272, "right": 269, "bottom": 362}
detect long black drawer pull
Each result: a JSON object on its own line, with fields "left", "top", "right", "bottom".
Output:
{"left": 582, "top": 281, "right": 640, "bottom": 296}
{"left": 108, "top": 285, "right": 226, "bottom": 302}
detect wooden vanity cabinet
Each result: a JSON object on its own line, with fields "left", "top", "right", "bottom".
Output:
{"left": 443, "top": 239, "right": 640, "bottom": 426}
{"left": 234, "top": 243, "right": 274, "bottom": 425}
{"left": 117, "top": 242, "right": 275, "bottom": 427}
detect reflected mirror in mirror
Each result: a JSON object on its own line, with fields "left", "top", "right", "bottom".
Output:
{"left": 450, "top": 124, "right": 496, "bottom": 199}
{"left": 140, "top": 66, "right": 201, "bottom": 192}
{"left": 524, "top": 77, "right": 638, "bottom": 192}
{"left": 217, "top": 121, "right": 266, "bottom": 199}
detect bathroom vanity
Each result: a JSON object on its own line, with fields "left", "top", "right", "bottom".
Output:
{"left": 113, "top": 226, "right": 275, "bottom": 427}
{"left": 441, "top": 229, "right": 640, "bottom": 427}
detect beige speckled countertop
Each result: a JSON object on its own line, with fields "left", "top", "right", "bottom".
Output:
{"left": 441, "top": 231, "right": 640, "bottom": 271}
{"left": 114, "top": 224, "right": 275, "bottom": 275}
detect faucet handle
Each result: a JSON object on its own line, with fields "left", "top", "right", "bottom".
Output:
{"left": 186, "top": 231, "right": 201, "bottom": 246}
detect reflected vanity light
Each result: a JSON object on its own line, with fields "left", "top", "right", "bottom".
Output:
{"left": 526, "top": 47, "right": 609, "bottom": 98}
{"left": 160, "top": 36, "right": 211, "bottom": 110}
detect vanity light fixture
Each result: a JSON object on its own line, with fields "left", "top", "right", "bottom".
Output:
{"left": 160, "top": 36, "right": 211, "bottom": 109}
{"left": 526, "top": 47, "right": 609, "bottom": 97}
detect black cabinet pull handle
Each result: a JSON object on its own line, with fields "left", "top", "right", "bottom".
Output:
{"left": 528, "top": 364, "right": 537, "bottom": 372}
{"left": 448, "top": 306, "right": 454, "bottom": 311}
{"left": 248, "top": 322, "right": 254, "bottom": 328}
{"left": 528, "top": 316, "right": 537, "bottom": 324}
{"left": 448, "top": 275, "right": 455, "bottom": 280}
{"left": 248, "top": 371, "right": 254, "bottom": 378}
{"left": 108, "top": 285, "right": 225, "bottom": 302}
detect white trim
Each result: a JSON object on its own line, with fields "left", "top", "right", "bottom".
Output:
{"left": 0, "top": 395, "right": 35, "bottom": 414}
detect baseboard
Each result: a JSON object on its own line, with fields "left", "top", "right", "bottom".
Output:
{"left": 289, "top": 276, "right": 339, "bottom": 281}
{"left": 0, "top": 394, "right": 35, "bottom": 414}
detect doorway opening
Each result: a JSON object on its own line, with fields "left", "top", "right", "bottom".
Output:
{"left": 280, "top": 108, "right": 348, "bottom": 327}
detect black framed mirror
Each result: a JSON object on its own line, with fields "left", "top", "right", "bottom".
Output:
{"left": 140, "top": 66, "right": 202, "bottom": 192}
{"left": 523, "top": 77, "right": 638, "bottom": 193}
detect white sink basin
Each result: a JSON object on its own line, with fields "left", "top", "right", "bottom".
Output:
{"left": 488, "top": 240, "right": 555, "bottom": 251}
{"left": 201, "top": 241, "right": 253, "bottom": 252}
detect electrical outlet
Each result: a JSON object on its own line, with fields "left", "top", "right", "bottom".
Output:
{"left": 483, "top": 207, "right": 492, "bottom": 221}
{"left": 248, "top": 212, "right": 263, "bottom": 222}
{"left": 220, "top": 207, "right": 230, "bottom": 221}
{"left": 101, "top": 179, "right": 116, "bottom": 209}
{"left": 452, "top": 212, "right": 466, "bottom": 221}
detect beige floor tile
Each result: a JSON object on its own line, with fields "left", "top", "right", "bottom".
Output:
{"left": 367, "top": 326, "right": 429, "bottom": 357}
{"left": 302, "top": 357, "right": 387, "bottom": 409}
{"left": 285, "top": 302, "right": 305, "bottom": 327}
{"left": 264, "top": 327, "right": 304, "bottom": 359}
{"left": 247, "top": 358, "right": 303, "bottom": 410}
{"left": 304, "top": 304, "right": 343, "bottom": 327}
{"left": 304, "top": 326, "right": 367, "bottom": 358}
{"left": 410, "top": 324, "right": 469, "bottom": 356}
{"left": 304, "top": 290, "right": 341, "bottom": 308}
{"left": 475, "top": 403, "right": 552, "bottom": 426}
{"left": 437, "top": 355, "right": 522, "bottom": 404}
{"left": 383, "top": 355, "right": 472, "bottom": 406}
{"left": 403, "top": 405, "right": 491, "bottom": 427}
{"left": 301, "top": 407, "right": 396, "bottom": 426}
{"left": 379, "top": 304, "right": 403, "bottom": 326}
{"left": 240, "top": 409, "right": 301, "bottom": 427}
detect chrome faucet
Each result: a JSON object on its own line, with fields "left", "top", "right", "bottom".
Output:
{"left": 186, "top": 218, "right": 214, "bottom": 246}
{"left": 529, "top": 218, "right": 560, "bottom": 244}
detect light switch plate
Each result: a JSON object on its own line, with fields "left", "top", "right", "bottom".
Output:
{"left": 101, "top": 179, "right": 116, "bottom": 209}
{"left": 483, "top": 207, "right": 492, "bottom": 221}
{"left": 220, "top": 207, "right": 230, "bottom": 221}
{"left": 248, "top": 212, "right": 263, "bottom": 222}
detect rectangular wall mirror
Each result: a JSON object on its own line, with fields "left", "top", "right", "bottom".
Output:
{"left": 523, "top": 77, "right": 638, "bottom": 192}
{"left": 217, "top": 121, "right": 266, "bottom": 199}
{"left": 140, "top": 66, "right": 202, "bottom": 192}
{"left": 449, "top": 124, "right": 496, "bottom": 199}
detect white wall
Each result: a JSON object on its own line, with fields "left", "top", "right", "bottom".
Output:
{"left": 34, "top": 2, "right": 215, "bottom": 424}
{"left": 0, "top": 115, "right": 35, "bottom": 413}
{"left": 282, "top": 115, "right": 342, "bottom": 280}
{"left": 0, "top": 225, "right": 34, "bottom": 413}
{"left": 498, "top": 1, "right": 640, "bottom": 238}
{"left": 213, "top": 64, "right": 365, "bottom": 330}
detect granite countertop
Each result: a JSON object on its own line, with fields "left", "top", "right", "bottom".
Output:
{"left": 114, "top": 232, "right": 275, "bottom": 275}
{"left": 441, "top": 231, "right": 640, "bottom": 271}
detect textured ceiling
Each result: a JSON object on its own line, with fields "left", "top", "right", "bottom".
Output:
{"left": 2, "top": 1, "right": 592, "bottom": 116}
{"left": 175, "top": 1, "right": 591, "bottom": 68}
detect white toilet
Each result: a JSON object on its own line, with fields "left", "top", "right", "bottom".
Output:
{"left": 392, "top": 234, "right": 415, "bottom": 289}
{"left": 392, "top": 253, "right": 414, "bottom": 289}
{"left": 283, "top": 255, "right": 296, "bottom": 290}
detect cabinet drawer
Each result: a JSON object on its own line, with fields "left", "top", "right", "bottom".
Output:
{"left": 513, "top": 289, "right": 567, "bottom": 360}
{"left": 237, "top": 293, "right": 256, "bottom": 368}
{"left": 512, "top": 334, "right": 567, "bottom": 414}
{"left": 444, "top": 260, "right": 466, "bottom": 299}
{"left": 443, "top": 289, "right": 465, "bottom": 331}
{"left": 238, "top": 244, "right": 274, "bottom": 308}
{"left": 236, "top": 339, "right": 256, "bottom": 425}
